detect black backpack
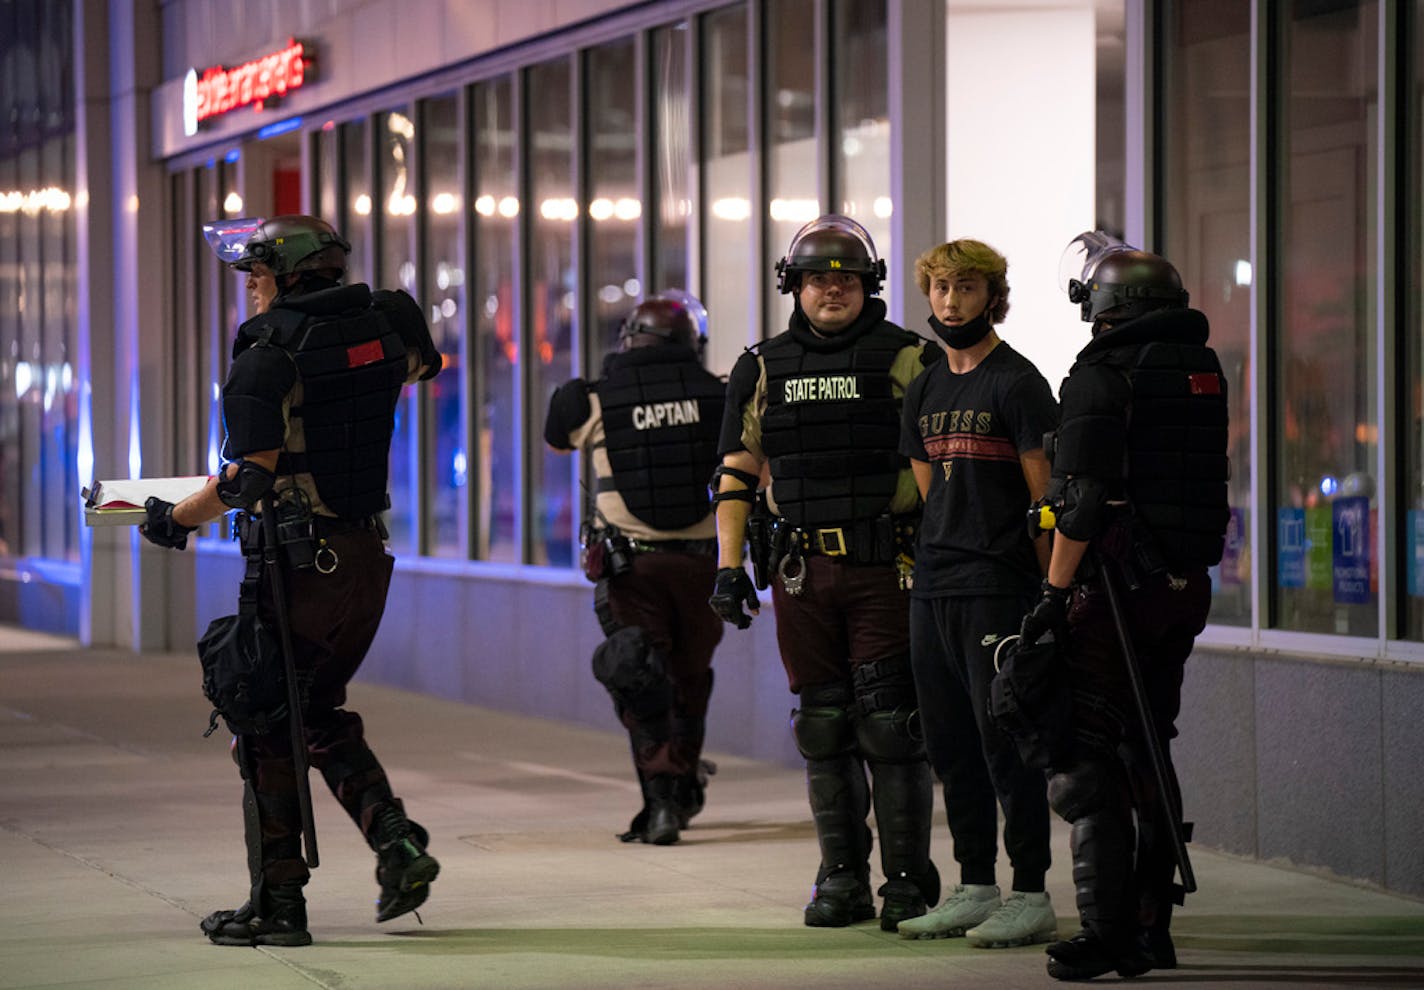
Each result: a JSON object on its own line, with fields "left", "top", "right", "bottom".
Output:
{"left": 987, "top": 634, "right": 1073, "bottom": 770}
{"left": 196, "top": 613, "right": 289, "bottom": 737}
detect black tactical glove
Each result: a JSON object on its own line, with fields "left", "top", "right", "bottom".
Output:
{"left": 140, "top": 496, "right": 196, "bottom": 551}
{"left": 1019, "top": 580, "right": 1071, "bottom": 647}
{"left": 709, "top": 566, "right": 760, "bottom": 629}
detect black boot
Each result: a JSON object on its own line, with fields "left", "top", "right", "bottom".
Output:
{"left": 674, "top": 759, "right": 717, "bottom": 829}
{"left": 1135, "top": 818, "right": 1184, "bottom": 969}
{"left": 1046, "top": 930, "right": 1150, "bottom": 981}
{"left": 201, "top": 884, "right": 310, "bottom": 947}
{"left": 643, "top": 774, "right": 681, "bottom": 845}
{"left": 802, "top": 755, "right": 875, "bottom": 927}
{"left": 1045, "top": 815, "right": 1150, "bottom": 980}
{"left": 868, "top": 758, "right": 939, "bottom": 932}
{"left": 370, "top": 801, "right": 441, "bottom": 923}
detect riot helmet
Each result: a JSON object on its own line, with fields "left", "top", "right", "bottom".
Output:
{"left": 618, "top": 296, "right": 703, "bottom": 352}
{"left": 227, "top": 214, "right": 351, "bottom": 277}
{"left": 1059, "top": 230, "right": 1188, "bottom": 325}
{"left": 776, "top": 214, "right": 886, "bottom": 295}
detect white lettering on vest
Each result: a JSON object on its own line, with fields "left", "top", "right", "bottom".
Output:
{"left": 781, "top": 375, "right": 862, "bottom": 403}
{"left": 632, "top": 399, "right": 702, "bottom": 430}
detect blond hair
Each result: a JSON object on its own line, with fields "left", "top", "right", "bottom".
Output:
{"left": 914, "top": 239, "right": 1011, "bottom": 324}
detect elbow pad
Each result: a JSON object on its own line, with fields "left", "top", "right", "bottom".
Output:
{"left": 216, "top": 460, "right": 278, "bottom": 510}
{"left": 374, "top": 289, "right": 441, "bottom": 381}
{"left": 545, "top": 379, "right": 592, "bottom": 448}
{"left": 1054, "top": 476, "right": 1110, "bottom": 540}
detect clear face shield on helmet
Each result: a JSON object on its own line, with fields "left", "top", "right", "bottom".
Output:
{"left": 776, "top": 214, "right": 886, "bottom": 295}
{"left": 1058, "top": 230, "right": 1133, "bottom": 299}
{"left": 786, "top": 214, "right": 880, "bottom": 268}
{"left": 202, "top": 217, "right": 267, "bottom": 266}
{"left": 1060, "top": 229, "right": 1146, "bottom": 323}
{"left": 650, "top": 288, "right": 709, "bottom": 339}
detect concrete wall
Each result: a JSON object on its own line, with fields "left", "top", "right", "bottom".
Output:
{"left": 1176, "top": 647, "right": 1424, "bottom": 899}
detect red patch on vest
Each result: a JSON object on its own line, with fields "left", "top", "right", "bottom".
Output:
{"left": 346, "top": 340, "right": 384, "bottom": 368}
{"left": 1188, "top": 372, "right": 1221, "bottom": 395}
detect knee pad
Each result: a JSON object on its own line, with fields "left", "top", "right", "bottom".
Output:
{"left": 592, "top": 626, "right": 672, "bottom": 721}
{"left": 793, "top": 681, "right": 855, "bottom": 760}
{"left": 854, "top": 708, "right": 924, "bottom": 763}
{"left": 1047, "top": 761, "right": 1113, "bottom": 822}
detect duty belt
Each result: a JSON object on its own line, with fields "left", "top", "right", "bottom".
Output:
{"left": 630, "top": 537, "right": 717, "bottom": 556}
{"left": 783, "top": 515, "right": 915, "bottom": 565}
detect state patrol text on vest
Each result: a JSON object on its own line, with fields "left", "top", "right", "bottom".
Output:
{"left": 783, "top": 375, "right": 862, "bottom": 403}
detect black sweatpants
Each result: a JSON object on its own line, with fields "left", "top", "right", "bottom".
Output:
{"left": 909, "top": 593, "right": 1051, "bottom": 892}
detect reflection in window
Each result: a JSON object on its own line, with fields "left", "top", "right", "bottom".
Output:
{"left": 0, "top": 149, "right": 17, "bottom": 557}
{"left": 473, "top": 76, "right": 520, "bottom": 563}
{"left": 652, "top": 22, "right": 692, "bottom": 293}
{"left": 833, "top": 0, "right": 889, "bottom": 261}
{"left": 765, "top": 0, "right": 818, "bottom": 337}
{"left": 421, "top": 93, "right": 465, "bottom": 558}
{"left": 342, "top": 118, "right": 371, "bottom": 289}
{"left": 527, "top": 58, "right": 577, "bottom": 567}
{"left": 1276, "top": 1, "right": 1378, "bottom": 635}
{"left": 701, "top": 3, "right": 751, "bottom": 371}
{"left": 380, "top": 108, "right": 419, "bottom": 556}
{"left": 1163, "top": 0, "right": 1250, "bottom": 625}
{"left": 1406, "top": 4, "right": 1424, "bottom": 640}
{"left": 587, "top": 38, "right": 641, "bottom": 357}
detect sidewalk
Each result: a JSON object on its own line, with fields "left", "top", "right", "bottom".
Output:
{"left": 1, "top": 626, "right": 1421, "bottom": 990}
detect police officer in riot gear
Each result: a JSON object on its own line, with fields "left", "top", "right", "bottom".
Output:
{"left": 545, "top": 292, "right": 726, "bottom": 845}
{"left": 1023, "top": 232, "right": 1229, "bottom": 980}
{"left": 141, "top": 214, "right": 443, "bottom": 946}
{"left": 710, "top": 215, "right": 940, "bottom": 931}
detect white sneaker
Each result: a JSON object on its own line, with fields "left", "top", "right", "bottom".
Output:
{"left": 965, "top": 890, "right": 1057, "bottom": 948}
{"left": 896, "top": 883, "right": 1000, "bottom": 939}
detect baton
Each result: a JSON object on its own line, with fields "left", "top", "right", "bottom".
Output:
{"left": 259, "top": 492, "right": 320, "bottom": 869}
{"left": 1093, "top": 551, "right": 1195, "bottom": 895}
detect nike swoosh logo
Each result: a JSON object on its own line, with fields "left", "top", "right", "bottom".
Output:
{"left": 980, "top": 633, "right": 1002, "bottom": 647}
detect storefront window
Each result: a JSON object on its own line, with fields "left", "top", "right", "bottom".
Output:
{"left": 1275, "top": 1, "right": 1378, "bottom": 635}
{"left": 765, "top": 0, "right": 818, "bottom": 337}
{"left": 1163, "top": 0, "right": 1251, "bottom": 625}
{"left": 651, "top": 22, "right": 691, "bottom": 294}
{"left": 527, "top": 57, "right": 577, "bottom": 567}
{"left": 379, "top": 107, "right": 419, "bottom": 555}
{"left": 421, "top": 93, "right": 465, "bottom": 558}
{"left": 1404, "top": 1, "right": 1424, "bottom": 640}
{"left": 586, "top": 38, "right": 640, "bottom": 357}
{"left": 342, "top": 119, "right": 371, "bottom": 297}
{"left": 0, "top": 148, "right": 17, "bottom": 558}
{"left": 833, "top": 0, "right": 889, "bottom": 257}
{"left": 701, "top": 2, "right": 751, "bottom": 373}
{"left": 472, "top": 75, "right": 520, "bottom": 563}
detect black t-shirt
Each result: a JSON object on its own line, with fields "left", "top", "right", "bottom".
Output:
{"left": 899, "top": 341, "right": 1058, "bottom": 597}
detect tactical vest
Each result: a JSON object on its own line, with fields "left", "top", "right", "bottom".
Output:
{"left": 597, "top": 353, "right": 725, "bottom": 531}
{"left": 1122, "top": 340, "right": 1230, "bottom": 569}
{"left": 237, "top": 285, "right": 410, "bottom": 519}
{"left": 759, "top": 322, "right": 912, "bottom": 528}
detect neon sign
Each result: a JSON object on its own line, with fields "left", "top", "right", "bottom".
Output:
{"left": 183, "top": 39, "right": 314, "bottom": 135}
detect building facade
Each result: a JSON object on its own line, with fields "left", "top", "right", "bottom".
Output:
{"left": 2, "top": 0, "right": 1422, "bottom": 897}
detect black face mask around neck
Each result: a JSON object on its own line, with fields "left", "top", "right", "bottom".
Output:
{"left": 927, "top": 312, "right": 993, "bottom": 350}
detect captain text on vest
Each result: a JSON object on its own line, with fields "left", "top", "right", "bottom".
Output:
{"left": 708, "top": 214, "right": 941, "bottom": 932}
{"left": 140, "top": 215, "right": 443, "bottom": 946}
{"left": 545, "top": 292, "right": 726, "bottom": 846}
{"left": 1020, "top": 232, "right": 1229, "bottom": 981}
